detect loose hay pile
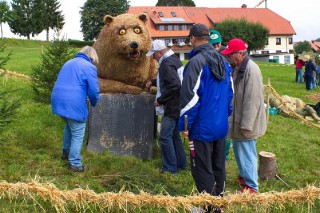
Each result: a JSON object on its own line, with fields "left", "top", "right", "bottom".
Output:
{"left": 0, "top": 180, "right": 319, "bottom": 212}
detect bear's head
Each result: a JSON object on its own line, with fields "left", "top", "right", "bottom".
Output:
{"left": 95, "top": 13, "right": 151, "bottom": 62}
{"left": 94, "top": 13, "right": 157, "bottom": 92}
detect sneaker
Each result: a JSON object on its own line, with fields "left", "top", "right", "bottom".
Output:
{"left": 237, "top": 176, "right": 245, "bottom": 186}
{"left": 240, "top": 185, "right": 257, "bottom": 193}
{"left": 69, "top": 164, "right": 85, "bottom": 172}
{"left": 61, "top": 150, "right": 69, "bottom": 160}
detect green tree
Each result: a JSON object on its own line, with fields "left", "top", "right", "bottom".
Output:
{"left": 37, "top": 0, "right": 64, "bottom": 41}
{"left": 214, "top": 18, "right": 269, "bottom": 53}
{"left": 30, "top": 36, "right": 75, "bottom": 103}
{"left": 156, "top": 0, "right": 195, "bottom": 6}
{"left": 80, "top": 0, "right": 129, "bottom": 41}
{"left": 0, "top": 40, "right": 20, "bottom": 132}
{"left": 0, "top": 1, "right": 10, "bottom": 38}
{"left": 294, "top": 41, "right": 312, "bottom": 55}
{"left": 8, "top": 0, "right": 43, "bottom": 39}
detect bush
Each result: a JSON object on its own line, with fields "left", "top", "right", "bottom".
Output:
{"left": 68, "top": 39, "right": 94, "bottom": 48}
{"left": 30, "top": 37, "right": 76, "bottom": 104}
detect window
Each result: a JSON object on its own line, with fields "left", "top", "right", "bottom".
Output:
{"left": 265, "top": 39, "right": 269, "bottom": 45}
{"left": 158, "top": 12, "right": 163, "bottom": 17}
{"left": 165, "top": 39, "right": 171, "bottom": 45}
{"left": 182, "top": 25, "right": 187, "bottom": 30}
{"left": 171, "top": 12, "right": 176, "bottom": 17}
{"left": 289, "top": 37, "right": 293, "bottom": 44}
{"left": 276, "top": 38, "right": 281, "bottom": 45}
{"left": 159, "top": 25, "right": 165, "bottom": 31}
{"left": 167, "top": 25, "right": 173, "bottom": 30}
{"left": 174, "top": 25, "right": 179, "bottom": 30}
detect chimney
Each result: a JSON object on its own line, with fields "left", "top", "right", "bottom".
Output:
{"left": 241, "top": 4, "right": 247, "bottom": 8}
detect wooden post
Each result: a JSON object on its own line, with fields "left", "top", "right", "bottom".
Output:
{"left": 266, "top": 77, "right": 271, "bottom": 123}
{"left": 258, "top": 151, "right": 278, "bottom": 180}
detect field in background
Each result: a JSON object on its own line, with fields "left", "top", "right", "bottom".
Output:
{"left": 0, "top": 39, "right": 319, "bottom": 212}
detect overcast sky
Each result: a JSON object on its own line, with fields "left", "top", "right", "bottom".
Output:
{"left": 3, "top": 0, "right": 320, "bottom": 42}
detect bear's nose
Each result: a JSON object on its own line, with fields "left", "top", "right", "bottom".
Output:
{"left": 130, "top": 41, "right": 139, "bottom": 49}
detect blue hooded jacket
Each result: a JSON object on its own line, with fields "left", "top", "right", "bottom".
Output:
{"left": 178, "top": 43, "right": 233, "bottom": 142}
{"left": 51, "top": 53, "right": 100, "bottom": 122}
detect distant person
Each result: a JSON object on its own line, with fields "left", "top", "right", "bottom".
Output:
{"left": 209, "top": 29, "right": 226, "bottom": 53}
{"left": 51, "top": 46, "right": 100, "bottom": 172}
{"left": 316, "top": 65, "right": 320, "bottom": 86}
{"left": 221, "top": 38, "right": 266, "bottom": 193}
{"left": 295, "top": 56, "right": 305, "bottom": 83}
{"left": 209, "top": 29, "right": 232, "bottom": 163}
{"left": 304, "top": 58, "right": 317, "bottom": 90}
{"left": 145, "top": 40, "right": 186, "bottom": 174}
{"left": 179, "top": 24, "right": 233, "bottom": 213}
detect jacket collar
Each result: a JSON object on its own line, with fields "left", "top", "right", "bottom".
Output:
{"left": 159, "top": 49, "right": 174, "bottom": 65}
{"left": 76, "top": 52, "right": 92, "bottom": 63}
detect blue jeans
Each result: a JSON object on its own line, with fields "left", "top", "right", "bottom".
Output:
{"left": 159, "top": 116, "right": 186, "bottom": 173}
{"left": 312, "top": 77, "right": 317, "bottom": 89}
{"left": 62, "top": 117, "right": 86, "bottom": 167}
{"left": 233, "top": 139, "right": 258, "bottom": 191}
{"left": 295, "top": 68, "right": 303, "bottom": 83}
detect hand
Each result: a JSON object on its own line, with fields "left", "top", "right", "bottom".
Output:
{"left": 240, "top": 129, "right": 249, "bottom": 135}
{"left": 154, "top": 100, "right": 160, "bottom": 107}
{"left": 181, "top": 130, "right": 189, "bottom": 138}
{"left": 146, "top": 80, "right": 152, "bottom": 88}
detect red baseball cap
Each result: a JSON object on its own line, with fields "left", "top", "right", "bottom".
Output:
{"left": 221, "top": 38, "right": 247, "bottom": 55}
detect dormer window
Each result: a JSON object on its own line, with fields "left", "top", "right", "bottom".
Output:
{"left": 158, "top": 12, "right": 163, "bottom": 17}
{"left": 171, "top": 12, "right": 176, "bottom": 17}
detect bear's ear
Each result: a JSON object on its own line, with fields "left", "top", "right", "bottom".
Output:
{"left": 138, "top": 13, "right": 148, "bottom": 24}
{"left": 103, "top": 15, "right": 113, "bottom": 25}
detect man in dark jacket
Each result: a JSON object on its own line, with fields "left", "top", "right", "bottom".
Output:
{"left": 146, "top": 40, "right": 186, "bottom": 174}
{"left": 304, "top": 58, "right": 317, "bottom": 90}
{"left": 178, "top": 24, "right": 233, "bottom": 212}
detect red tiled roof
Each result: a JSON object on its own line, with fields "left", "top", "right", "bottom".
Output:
{"left": 127, "top": 6, "right": 296, "bottom": 38}
{"left": 309, "top": 41, "right": 320, "bottom": 51}
{"left": 203, "top": 8, "right": 296, "bottom": 35}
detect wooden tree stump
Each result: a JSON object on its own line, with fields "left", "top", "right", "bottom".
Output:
{"left": 258, "top": 151, "right": 278, "bottom": 180}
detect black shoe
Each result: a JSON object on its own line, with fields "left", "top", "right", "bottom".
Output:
{"left": 69, "top": 164, "right": 85, "bottom": 172}
{"left": 61, "top": 150, "right": 69, "bottom": 160}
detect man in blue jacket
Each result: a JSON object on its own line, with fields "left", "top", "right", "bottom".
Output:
{"left": 51, "top": 46, "right": 100, "bottom": 172}
{"left": 178, "top": 24, "right": 233, "bottom": 212}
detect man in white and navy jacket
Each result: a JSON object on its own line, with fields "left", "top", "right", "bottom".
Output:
{"left": 179, "top": 24, "right": 233, "bottom": 209}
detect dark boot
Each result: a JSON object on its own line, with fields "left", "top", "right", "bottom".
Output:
{"left": 69, "top": 164, "right": 85, "bottom": 172}
{"left": 61, "top": 150, "right": 69, "bottom": 160}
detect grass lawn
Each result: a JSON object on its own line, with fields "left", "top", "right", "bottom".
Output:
{"left": 0, "top": 40, "right": 319, "bottom": 212}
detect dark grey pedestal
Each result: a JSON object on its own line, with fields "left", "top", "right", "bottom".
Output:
{"left": 87, "top": 93, "right": 155, "bottom": 160}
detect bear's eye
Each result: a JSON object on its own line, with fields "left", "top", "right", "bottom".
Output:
{"left": 119, "top": 29, "right": 126, "bottom": 35}
{"left": 134, "top": 28, "right": 141, "bottom": 34}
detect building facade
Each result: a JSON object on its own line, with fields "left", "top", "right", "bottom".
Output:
{"left": 128, "top": 6, "right": 296, "bottom": 64}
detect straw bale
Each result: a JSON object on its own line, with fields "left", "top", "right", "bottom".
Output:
{"left": 0, "top": 180, "right": 320, "bottom": 212}
{"left": 0, "top": 69, "right": 31, "bottom": 80}
{"left": 93, "top": 13, "right": 157, "bottom": 94}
